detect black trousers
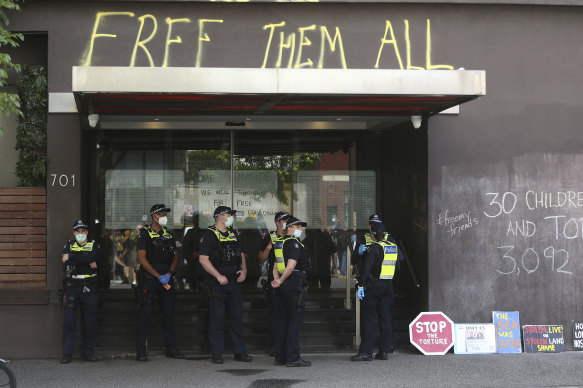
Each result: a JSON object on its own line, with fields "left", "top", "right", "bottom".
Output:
{"left": 62, "top": 282, "right": 98, "bottom": 356}
{"left": 359, "top": 280, "right": 394, "bottom": 355}
{"left": 208, "top": 280, "right": 246, "bottom": 355}
{"left": 272, "top": 277, "right": 305, "bottom": 363}
{"left": 136, "top": 278, "right": 178, "bottom": 352}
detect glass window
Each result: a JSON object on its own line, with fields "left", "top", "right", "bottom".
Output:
{"left": 88, "top": 129, "right": 376, "bottom": 290}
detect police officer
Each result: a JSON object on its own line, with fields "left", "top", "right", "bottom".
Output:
{"left": 199, "top": 206, "right": 252, "bottom": 364}
{"left": 351, "top": 222, "right": 404, "bottom": 361}
{"left": 258, "top": 211, "right": 291, "bottom": 353}
{"left": 354, "top": 214, "right": 395, "bottom": 266}
{"left": 136, "top": 204, "right": 184, "bottom": 361}
{"left": 271, "top": 216, "right": 311, "bottom": 367}
{"left": 61, "top": 219, "right": 100, "bottom": 364}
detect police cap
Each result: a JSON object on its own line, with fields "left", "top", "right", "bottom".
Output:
{"left": 285, "top": 216, "right": 307, "bottom": 228}
{"left": 214, "top": 206, "right": 236, "bottom": 218}
{"left": 274, "top": 212, "right": 291, "bottom": 223}
{"left": 150, "top": 204, "right": 171, "bottom": 215}
{"left": 368, "top": 214, "right": 383, "bottom": 223}
{"left": 72, "top": 219, "right": 89, "bottom": 231}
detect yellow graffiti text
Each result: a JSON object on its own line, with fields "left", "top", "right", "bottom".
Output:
{"left": 163, "top": 18, "right": 192, "bottom": 67}
{"left": 262, "top": 22, "right": 347, "bottom": 69}
{"left": 319, "top": 26, "right": 346, "bottom": 69}
{"left": 261, "top": 21, "right": 286, "bottom": 68}
{"left": 426, "top": 19, "right": 453, "bottom": 70}
{"left": 130, "top": 14, "right": 158, "bottom": 67}
{"left": 82, "top": 12, "right": 135, "bottom": 66}
{"left": 375, "top": 19, "right": 453, "bottom": 70}
{"left": 405, "top": 20, "right": 423, "bottom": 70}
{"left": 375, "top": 20, "right": 403, "bottom": 69}
{"left": 197, "top": 19, "right": 224, "bottom": 68}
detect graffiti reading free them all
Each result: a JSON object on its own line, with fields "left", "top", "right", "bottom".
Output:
{"left": 81, "top": 12, "right": 455, "bottom": 69}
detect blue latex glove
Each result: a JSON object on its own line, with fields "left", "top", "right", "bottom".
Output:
{"left": 357, "top": 287, "right": 365, "bottom": 301}
{"left": 358, "top": 244, "right": 367, "bottom": 255}
{"left": 159, "top": 273, "right": 171, "bottom": 285}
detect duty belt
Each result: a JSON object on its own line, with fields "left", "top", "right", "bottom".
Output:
{"left": 291, "top": 270, "right": 307, "bottom": 279}
{"left": 71, "top": 274, "right": 97, "bottom": 279}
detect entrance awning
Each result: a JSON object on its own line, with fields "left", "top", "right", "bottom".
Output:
{"left": 69, "top": 67, "right": 485, "bottom": 130}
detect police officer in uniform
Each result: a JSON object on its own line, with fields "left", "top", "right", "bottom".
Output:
{"left": 351, "top": 222, "right": 404, "bottom": 361}
{"left": 354, "top": 214, "right": 395, "bottom": 267}
{"left": 258, "top": 211, "right": 291, "bottom": 352}
{"left": 136, "top": 204, "right": 184, "bottom": 361}
{"left": 199, "top": 206, "right": 252, "bottom": 364}
{"left": 61, "top": 219, "right": 100, "bottom": 364}
{"left": 271, "top": 216, "right": 311, "bottom": 367}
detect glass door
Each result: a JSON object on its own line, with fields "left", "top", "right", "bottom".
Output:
{"left": 88, "top": 128, "right": 377, "bottom": 292}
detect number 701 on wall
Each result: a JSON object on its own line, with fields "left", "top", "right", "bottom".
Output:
{"left": 50, "top": 174, "right": 75, "bottom": 187}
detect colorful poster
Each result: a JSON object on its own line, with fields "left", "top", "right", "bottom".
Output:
{"left": 453, "top": 324, "right": 497, "bottom": 354}
{"left": 492, "top": 311, "right": 522, "bottom": 353}
{"left": 523, "top": 325, "right": 564, "bottom": 353}
{"left": 574, "top": 321, "right": 583, "bottom": 351}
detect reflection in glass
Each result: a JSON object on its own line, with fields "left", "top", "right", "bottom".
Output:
{"left": 90, "top": 129, "right": 376, "bottom": 290}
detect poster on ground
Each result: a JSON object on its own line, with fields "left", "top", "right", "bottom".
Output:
{"left": 522, "top": 325, "right": 564, "bottom": 353}
{"left": 453, "top": 324, "right": 497, "bottom": 354}
{"left": 492, "top": 311, "right": 522, "bottom": 353}
{"left": 574, "top": 321, "right": 583, "bottom": 351}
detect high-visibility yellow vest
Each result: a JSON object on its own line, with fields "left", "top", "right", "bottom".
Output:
{"left": 270, "top": 231, "right": 287, "bottom": 273}
{"left": 279, "top": 237, "right": 305, "bottom": 274}
{"left": 145, "top": 226, "right": 173, "bottom": 240}
{"left": 364, "top": 232, "right": 390, "bottom": 247}
{"left": 69, "top": 241, "right": 94, "bottom": 252}
{"left": 208, "top": 226, "right": 241, "bottom": 267}
{"left": 67, "top": 241, "right": 97, "bottom": 278}
{"left": 374, "top": 241, "right": 398, "bottom": 280}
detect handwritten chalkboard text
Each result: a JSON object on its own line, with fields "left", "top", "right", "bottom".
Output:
{"left": 436, "top": 209, "right": 478, "bottom": 238}
{"left": 495, "top": 245, "right": 572, "bottom": 276}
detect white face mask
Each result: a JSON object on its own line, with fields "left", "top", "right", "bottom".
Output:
{"left": 225, "top": 216, "right": 234, "bottom": 227}
{"left": 157, "top": 216, "right": 168, "bottom": 226}
{"left": 293, "top": 229, "right": 302, "bottom": 239}
{"left": 75, "top": 234, "right": 87, "bottom": 244}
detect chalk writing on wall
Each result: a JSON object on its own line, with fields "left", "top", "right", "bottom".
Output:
{"left": 436, "top": 209, "right": 479, "bottom": 238}
{"left": 80, "top": 12, "right": 455, "bottom": 70}
{"left": 484, "top": 191, "right": 579, "bottom": 277}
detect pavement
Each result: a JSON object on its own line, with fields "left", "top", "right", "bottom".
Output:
{"left": 4, "top": 350, "right": 583, "bottom": 387}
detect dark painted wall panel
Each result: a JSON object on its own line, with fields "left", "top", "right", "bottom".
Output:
{"left": 46, "top": 114, "right": 82, "bottom": 302}
{"left": 428, "top": 6, "right": 583, "bottom": 349}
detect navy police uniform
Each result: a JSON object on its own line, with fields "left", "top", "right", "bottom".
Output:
{"left": 199, "top": 225, "right": 248, "bottom": 357}
{"left": 261, "top": 212, "right": 291, "bottom": 351}
{"left": 355, "top": 226, "right": 404, "bottom": 359}
{"left": 272, "top": 217, "right": 311, "bottom": 366}
{"left": 61, "top": 220, "right": 100, "bottom": 362}
{"left": 261, "top": 226, "right": 287, "bottom": 343}
{"left": 136, "top": 223, "right": 179, "bottom": 356}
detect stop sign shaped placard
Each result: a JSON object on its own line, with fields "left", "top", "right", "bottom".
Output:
{"left": 409, "top": 311, "right": 455, "bottom": 355}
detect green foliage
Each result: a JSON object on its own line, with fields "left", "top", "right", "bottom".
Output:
{"left": 15, "top": 65, "right": 47, "bottom": 186}
{"left": 0, "top": 0, "right": 23, "bottom": 128}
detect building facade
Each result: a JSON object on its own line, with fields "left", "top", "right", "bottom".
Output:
{"left": 1, "top": 0, "right": 582, "bottom": 356}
